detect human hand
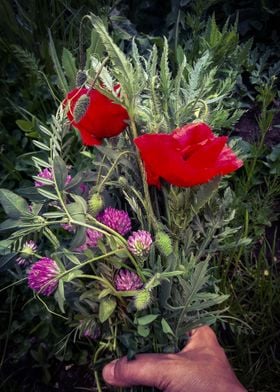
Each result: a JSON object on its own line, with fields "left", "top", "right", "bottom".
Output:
{"left": 102, "top": 326, "right": 246, "bottom": 392}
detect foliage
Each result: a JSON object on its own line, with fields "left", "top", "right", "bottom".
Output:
{"left": 0, "top": 1, "right": 280, "bottom": 391}
{"left": 0, "top": 15, "right": 249, "bottom": 391}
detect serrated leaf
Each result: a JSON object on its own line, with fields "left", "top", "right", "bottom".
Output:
{"left": 160, "top": 37, "right": 171, "bottom": 94}
{"left": 192, "top": 176, "right": 220, "bottom": 215}
{"left": 0, "top": 189, "right": 29, "bottom": 219}
{"left": 62, "top": 47, "right": 77, "bottom": 88}
{"left": 137, "top": 314, "right": 159, "bottom": 326}
{"left": 48, "top": 29, "right": 68, "bottom": 94}
{"left": 99, "top": 297, "right": 116, "bottom": 323}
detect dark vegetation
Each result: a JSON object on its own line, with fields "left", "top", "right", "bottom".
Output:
{"left": 0, "top": 1, "right": 280, "bottom": 391}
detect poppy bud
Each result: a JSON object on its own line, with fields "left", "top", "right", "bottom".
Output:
{"left": 73, "top": 94, "right": 90, "bottom": 123}
{"left": 134, "top": 289, "right": 152, "bottom": 311}
{"left": 76, "top": 70, "right": 87, "bottom": 87}
{"left": 155, "top": 231, "right": 173, "bottom": 257}
{"left": 88, "top": 193, "right": 104, "bottom": 216}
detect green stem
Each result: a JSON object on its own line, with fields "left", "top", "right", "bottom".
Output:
{"left": 97, "top": 150, "right": 131, "bottom": 192}
{"left": 71, "top": 218, "right": 145, "bottom": 281}
{"left": 52, "top": 169, "right": 72, "bottom": 222}
{"left": 58, "top": 249, "right": 124, "bottom": 280}
{"left": 0, "top": 277, "right": 27, "bottom": 294}
{"left": 129, "top": 118, "right": 159, "bottom": 231}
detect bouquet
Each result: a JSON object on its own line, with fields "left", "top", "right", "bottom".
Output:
{"left": 0, "top": 15, "right": 244, "bottom": 391}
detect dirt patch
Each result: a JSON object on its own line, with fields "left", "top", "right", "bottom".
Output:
{"left": 234, "top": 109, "right": 280, "bottom": 147}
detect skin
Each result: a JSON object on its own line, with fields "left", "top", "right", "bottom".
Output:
{"left": 102, "top": 326, "right": 247, "bottom": 392}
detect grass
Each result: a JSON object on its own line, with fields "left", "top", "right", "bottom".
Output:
{"left": 216, "top": 229, "right": 280, "bottom": 391}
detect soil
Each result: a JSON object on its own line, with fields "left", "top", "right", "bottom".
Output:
{"left": 233, "top": 108, "right": 280, "bottom": 147}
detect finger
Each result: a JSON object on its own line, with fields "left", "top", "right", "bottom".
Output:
{"left": 102, "top": 353, "right": 173, "bottom": 388}
{"left": 181, "top": 325, "right": 220, "bottom": 353}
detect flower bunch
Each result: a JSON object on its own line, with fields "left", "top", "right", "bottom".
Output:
{"left": 0, "top": 17, "right": 246, "bottom": 391}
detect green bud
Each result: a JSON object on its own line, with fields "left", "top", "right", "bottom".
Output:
{"left": 118, "top": 176, "right": 128, "bottom": 186}
{"left": 134, "top": 290, "right": 152, "bottom": 311}
{"left": 76, "top": 70, "right": 87, "bottom": 87}
{"left": 73, "top": 94, "right": 90, "bottom": 123}
{"left": 88, "top": 193, "right": 104, "bottom": 216}
{"left": 155, "top": 231, "right": 173, "bottom": 257}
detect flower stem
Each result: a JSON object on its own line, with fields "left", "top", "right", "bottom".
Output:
{"left": 97, "top": 150, "right": 131, "bottom": 192}
{"left": 129, "top": 118, "right": 159, "bottom": 231}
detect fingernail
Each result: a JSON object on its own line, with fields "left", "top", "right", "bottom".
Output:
{"left": 103, "top": 359, "right": 118, "bottom": 384}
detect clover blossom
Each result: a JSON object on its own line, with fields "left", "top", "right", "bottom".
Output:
{"left": 97, "top": 207, "right": 131, "bottom": 236}
{"left": 34, "top": 168, "right": 72, "bottom": 187}
{"left": 16, "top": 240, "right": 37, "bottom": 266}
{"left": 27, "top": 257, "right": 60, "bottom": 296}
{"left": 127, "top": 230, "right": 153, "bottom": 257}
{"left": 114, "top": 269, "right": 143, "bottom": 291}
{"left": 75, "top": 228, "right": 103, "bottom": 252}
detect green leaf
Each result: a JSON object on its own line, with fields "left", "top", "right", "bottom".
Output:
{"left": 37, "top": 188, "right": 59, "bottom": 201}
{"left": 86, "top": 28, "right": 104, "bottom": 68}
{"left": 62, "top": 47, "right": 77, "bottom": 88}
{"left": 161, "top": 318, "right": 175, "bottom": 336}
{"left": 137, "top": 325, "right": 150, "bottom": 337}
{"left": 0, "top": 253, "right": 16, "bottom": 271}
{"left": 62, "top": 270, "right": 83, "bottom": 282}
{"left": 192, "top": 176, "right": 220, "bottom": 215}
{"left": 137, "top": 314, "right": 159, "bottom": 326}
{"left": 48, "top": 29, "right": 68, "bottom": 94}
{"left": 70, "top": 226, "right": 86, "bottom": 250}
{"left": 0, "top": 189, "right": 29, "bottom": 219}
{"left": 98, "top": 288, "right": 112, "bottom": 299}
{"left": 53, "top": 156, "right": 67, "bottom": 191}
{"left": 99, "top": 297, "right": 116, "bottom": 323}
{"left": 54, "top": 280, "right": 65, "bottom": 313}
{"left": 89, "top": 14, "right": 134, "bottom": 102}
{"left": 160, "top": 37, "right": 171, "bottom": 95}
{"left": 0, "top": 218, "right": 24, "bottom": 232}
{"left": 0, "top": 239, "right": 13, "bottom": 255}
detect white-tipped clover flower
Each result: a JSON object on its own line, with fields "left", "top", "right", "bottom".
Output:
{"left": 127, "top": 230, "right": 153, "bottom": 257}
{"left": 16, "top": 240, "right": 37, "bottom": 266}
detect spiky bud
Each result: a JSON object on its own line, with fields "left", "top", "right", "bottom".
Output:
{"left": 73, "top": 94, "right": 90, "bottom": 123}
{"left": 88, "top": 193, "right": 104, "bottom": 216}
{"left": 134, "top": 289, "right": 152, "bottom": 311}
{"left": 155, "top": 231, "right": 173, "bottom": 257}
{"left": 76, "top": 70, "right": 87, "bottom": 87}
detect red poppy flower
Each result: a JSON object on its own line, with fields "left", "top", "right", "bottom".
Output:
{"left": 134, "top": 122, "right": 243, "bottom": 188}
{"left": 65, "top": 87, "right": 129, "bottom": 146}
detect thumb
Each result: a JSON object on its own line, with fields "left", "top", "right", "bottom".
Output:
{"left": 102, "top": 353, "right": 172, "bottom": 388}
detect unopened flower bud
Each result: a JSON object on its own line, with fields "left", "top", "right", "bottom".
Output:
{"left": 119, "top": 176, "right": 127, "bottom": 186}
{"left": 73, "top": 94, "right": 90, "bottom": 123}
{"left": 134, "top": 289, "right": 152, "bottom": 311}
{"left": 76, "top": 70, "right": 87, "bottom": 87}
{"left": 155, "top": 231, "right": 173, "bottom": 257}
{"left": 88, "top": 193, "right": 104, "bottom": 216}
